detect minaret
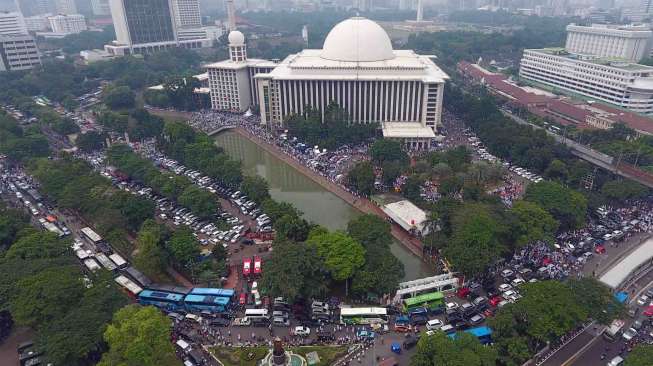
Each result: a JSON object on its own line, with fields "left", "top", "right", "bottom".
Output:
{"left": 228, "top": 30, "right": 247, "bottom": 62}
{"left": 417, "top": 0, "right": 424, "bottom": 21}
{"left": 226, "top": 0, "right": 236, "bottom": 31}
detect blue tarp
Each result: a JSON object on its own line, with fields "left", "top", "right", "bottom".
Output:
{"left": 391, "top": 343, "right": 401, "bottom": 354}
{"left": 615, "top": 292, "right": 628, "bottom": 304}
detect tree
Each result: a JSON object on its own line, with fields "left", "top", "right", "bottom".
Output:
{"left": 10, "top": 267, "right": 85, "bottom": 328}
{"left": 307, "top": 228, "right": 365, "bottom": 294}
{"left": 347, "top": 214, "right": 392, "bottom": 251}
{"left": 381, "top": 160, "right": 403, "bottom": 186}
{"left": 544, "top": 159, "right": 568, "bottom": 180}
{"left": 411, "top": 331, "right": 498, "bottom": 366}
{"left": 166, "top": 228, "right": 199, "bottom": 268}
{"left": 568, "top": 278, "right": 624, "bottom": 325}
{"left": 370, "top": 139, "right": 408, "bottom": 164}
{"left": 241, "top": 176, "right": 271, "bottom": 204}
{"left": 98, "top": 305, "right": 178, "bottom": 366}
{"left": 260, "top": 240, "right": 327, "bottom": 302}
{"left": 443, "top": 204, "right": 507, "bottom": 277}
{"left": 402, "top": 174, "right": 424, "bottom": 202}
{"left": 274, "top": 214, "right": 310, "bottom": 242}
{"left": 178, "top": 185, "right": 217, "bottom": 219}
{"left": 524, "top": 181, "right": 587, "bottom": 230}
{"left": 347, "top": 161, "right": 375, "bottom": 196}
{"left": 625, "top": 345, "right": 653, "bottom": 366}
{"left": 103, "top": 85, "right": 135, "bottom": 110}
{"left": 601, "top": 180, "right": 648, "bottom": 202}
{"left": 133, "top": 220, "right": 167, "bottom": 280}
{"left": 76, "top": 131, "right": 105, "bottom": 152}
{"left": 509, "top": 201, "right": 559, "bottom": 248}
{"left": 261, "top": 198, "right": 302, "bottom": 222}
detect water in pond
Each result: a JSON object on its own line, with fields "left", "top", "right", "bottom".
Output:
{"left": 215, "top": 131, "right": 434, "bottom": 281}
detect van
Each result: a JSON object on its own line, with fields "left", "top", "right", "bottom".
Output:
{"left": 273, "top": 317, "right": 290, "bottom": 326}
{"left": 607, "top": 356, "right": 624, "bottom": 366}
{"left": 440, "top": 324, "right": 455, "bottom": 334}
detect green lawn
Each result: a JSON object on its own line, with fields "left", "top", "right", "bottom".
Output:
{"left": 210, "top": 345, "right": 348, "bottom": 366}
{"left": 289, "top": 346, "right": 348, "bottom": 366}
{"left": 210, "top": 346, "right": 268, "bottom": 366}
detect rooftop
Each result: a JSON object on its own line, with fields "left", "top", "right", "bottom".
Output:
{"left": 526, "top": 48, "right": 653, "bottom": 71}
{"left": 382, "top": 122, "right": 436, "bottom": 138}
{"left": 599, "top": 237, "right": 653, "bottom": 289}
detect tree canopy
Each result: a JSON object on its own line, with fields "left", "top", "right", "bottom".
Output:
{"left": 98, "top": 305, "right": 178, "bottom": 366}
{"left": 524, "top": 181, "right": 587, "bottom": 230}
{"left": 411, "top": 331, "right": 498, "bottom": 366}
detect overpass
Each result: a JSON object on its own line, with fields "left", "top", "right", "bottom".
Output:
{"left": 501, "top": 110, "right": 653, "bottom": 189}
{"left": 206, "top": 125, "right": 235, "bottom": 136}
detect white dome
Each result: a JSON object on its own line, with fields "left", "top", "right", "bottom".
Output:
{"left": 321, "top": 17, "right": 395, "bottom": 62}
{"left": 228, "top": 30, "right": 245, "bottom": 45}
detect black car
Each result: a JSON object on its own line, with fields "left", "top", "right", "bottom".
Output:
{"left": 410, "top": 314, "right": 428, "bottom": 326}
{"left": 403, "top": 336, "right": 419, "bottom": 350}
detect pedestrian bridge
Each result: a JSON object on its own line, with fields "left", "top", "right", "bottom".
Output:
{"left": 206, "top": 125, "right": 235, "bottom": 136}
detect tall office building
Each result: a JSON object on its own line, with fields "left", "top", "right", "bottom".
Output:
{"left": 16, "top": 0, "right": 54, "bottom": 16}
{"left": 105, "top": 0, "right": 210, "bottom": 55}
{"left": 565, "top": 24, "right": 652, "bottom": 62}
{"left": 171, "top": 0, "right": 201, "bottom": 28}
{"left": 91, "top": 0, "right": 111, "bottom": 15}
{"left": 0, "top": 35, "right": 41, "bottom": 71}
{"left": 54, "top": 0, "right": 76, "bottom": 14}
{"left": 0, "top": 11, "right": 27, "bottom": 35}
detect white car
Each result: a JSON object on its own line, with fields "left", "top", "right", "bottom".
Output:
{"left": 622, "top": 327, "right": 638, "bottom": 341}
{"left": 446, "top": 302, "right": 458, "bottom": 310}
{"left": 637, "top": 295, "right": 649, "bottom": 306}
{"left": 294, "top": 326, "right": 311, "bottom": 336}
{"left": 511, "top": 278, "right": 526, "bottom": 287}
{"left": 426, "top": 319, "right": 443, "bottom": 331}
{"left": 498, "top": 283, "right": 513, "bottom": 292}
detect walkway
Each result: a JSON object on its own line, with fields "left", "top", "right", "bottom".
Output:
{"left": 501, "top": 110, "right": 653, "bottom": 188}
{"left": 232, "top": 127, "right": 425, "bottom": 258}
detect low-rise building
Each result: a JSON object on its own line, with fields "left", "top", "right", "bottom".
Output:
{"left": 23, "top": 15, "right": 50, "bottom": 32}
{"left": 519, "top": 48, "right": 653, "bottom": 115}
{"left": 47, "top": 14, "right": 87, "bottom": 34}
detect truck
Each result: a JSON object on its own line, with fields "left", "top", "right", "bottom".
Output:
{"left": 233, "top": 317, "right": 251, "bottom": 326}
{"left": 604, "top": 319, "right": 625, "bottom": 342}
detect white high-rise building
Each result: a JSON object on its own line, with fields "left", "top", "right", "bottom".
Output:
{"left": 91, "top": 0, "right": 111, "bottom": 15}
{"left": 0, "top": 11, "right": 27, "bottom": 36}
{"left": 48, "top": 14, "right": 87, "bottom": 34}
{"left": 565, "top": 23, "right": 652, "bottom": 62}
{"left": 0, "top": 35, "right": 41, "bottom": 71}
{"left": 172, "top": 0, "right": 201, "bottom": 28}
{"left": 54, "top": 0, "right": 77, "bottom": 14}
{"left": 519, "top": 48, "right": 653, "bottom": 115}
{"left": 23, "top": 15, "right": 49, "bottom": 32}
{"left": 207, "top": 18, "right": 450, "bottom": 149}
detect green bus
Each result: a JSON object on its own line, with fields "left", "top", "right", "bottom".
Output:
{"left": 403, "top": 291, "right": 444, "bottom": 312}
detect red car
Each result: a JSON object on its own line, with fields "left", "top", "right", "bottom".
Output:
{"left": 644, "top": 306, "right": 653, "bottom": 317}
{"left": 253, "top": 256, "right": 262, "bottom": 276}
{"left": 456, "top": 287, "right": 470, "bottom": 299}
{"left": 595, "top": 245, "right": 606, "bottom": 254}
{"left": 489, "top": 296, "right": 504, "bottom": 307}
{"left": 243, "top": 258, "right": 251, "bottom": 276}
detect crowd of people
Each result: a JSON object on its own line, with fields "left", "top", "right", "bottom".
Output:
{"left": 489, "top": 178, "right": 524, "bottom": 207}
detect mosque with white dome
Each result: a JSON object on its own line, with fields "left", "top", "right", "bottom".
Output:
{"left": 206, "top": 17, "right": 449, "bottom": 149}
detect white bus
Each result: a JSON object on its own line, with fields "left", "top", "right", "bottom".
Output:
{"left": 340, "top": 307, "right": 388, "bottom": 325}
{"left": 94, "top": 253, "right": 117, "bottom": 271}
{"left": 244, "top": 308, "right": 269, "bottom": 321}
{"left": 114, "top": 275, "right": 143, "bottom": 297}
{"left": 81, "top": 227, "right": 102, "bottom": 244}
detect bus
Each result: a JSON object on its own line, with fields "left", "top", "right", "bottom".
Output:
{"left": 448, "top": 326, "right": 493, "bottom": 345}
{"left": 114, "top": 275, "right": 143, "bottom": 297}
{"left": 138, "top": 290, "right": 185, "bottom": 312}
{"left": 340, "top": 307, "right": 389, "bottom": 325}
{"left": 245, "top": 308, "right": 270, "bottom": 321}
{"left": 183, "top": 294, "right": 231, "bottom": 313}
{"left": 403, "top": 291, "right": 444, "bottom": 312}
{"left": 81, "top": 227, "right": 102, "bottom": 244}
{"left": 95, "top": 253, "right": 117, "bottom": 271}
{"left": 189, "top": 287, "right": 235, "bottom": 300}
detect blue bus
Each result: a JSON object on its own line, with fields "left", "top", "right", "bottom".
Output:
{"left": 138, "top": 290, "right": 185, "bottom": 312}
{"left": 448, "top": 326, "right": 493, "bottom": 345}
{"left": 189, "top": 287, "right": 235, "bottom": 299}
{"left": 183, "top": 294, "right": 231, "bottom": 313}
